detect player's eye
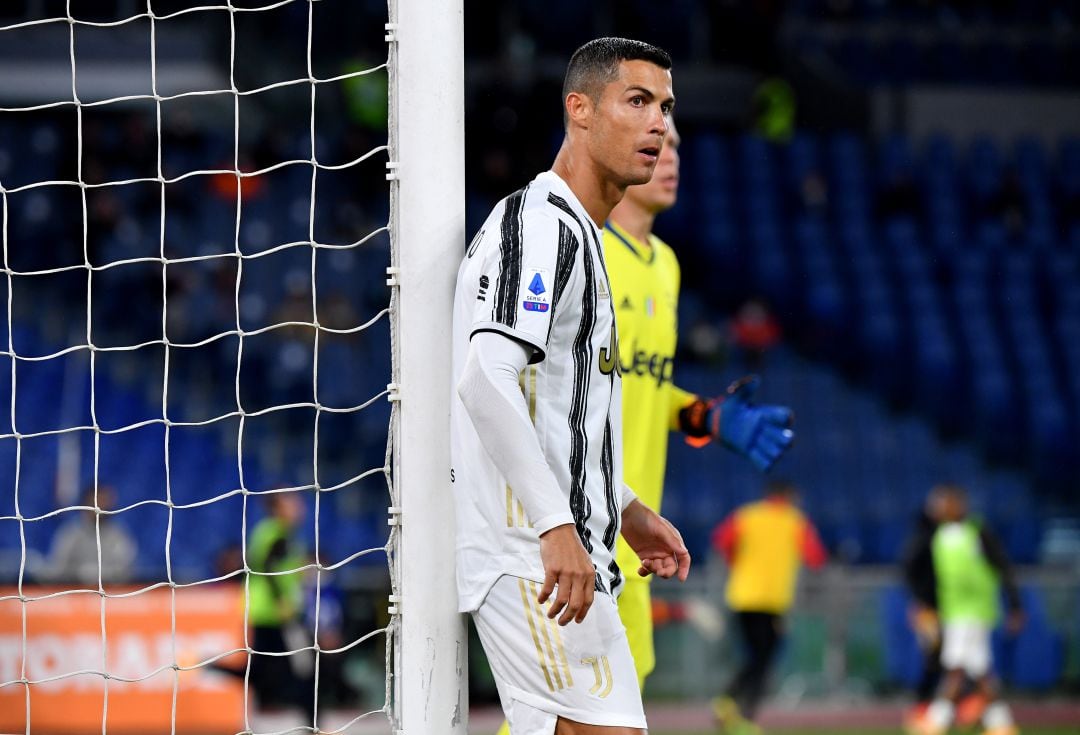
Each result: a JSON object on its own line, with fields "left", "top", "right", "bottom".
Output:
{"left": 630, "top": 96, "right": 645, "bottom": 107}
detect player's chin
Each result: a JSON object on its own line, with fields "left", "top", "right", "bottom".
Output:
{"left": 624, "top": 167, "right": 657, "bottom": 187}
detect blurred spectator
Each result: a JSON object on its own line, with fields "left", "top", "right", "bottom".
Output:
{"left": 728, "top": 298, "right": 782, "bottom": 370}
{"left": 911, "top": 484, "right": 1023, "bottom": 735}
{"left": 246, "top": 491, "right": 316, "bottom": 723}
{"left": 752, "top": 78, "right": 795, "bottom": 144}
{"left": 710, "top": 479, "right": 827, "bottom": 734}
{"left": 40, "top": 485, "right": 136, "bottom": 586}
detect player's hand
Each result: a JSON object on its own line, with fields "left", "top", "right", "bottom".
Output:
{"left": 717, "top": 375, "right": 794, "bottom": 472}
{"left": 909, "top": 604, "right": 940, "bottom": 648}
{"left": 620, "top": 500, "right": 690, "bottom": 582}
{"left": 537, "top": 523, "right": 595, "bottom": 625}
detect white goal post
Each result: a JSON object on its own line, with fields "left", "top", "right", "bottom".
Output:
{"left": 389, "top": 0, "right": 468, "bottom": 732}
{"left": 0, "top": 0, "right": 467, "bottom": 731}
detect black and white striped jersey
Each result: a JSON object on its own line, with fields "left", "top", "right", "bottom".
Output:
{"left": 451, "top": 170, "right": 629, "bottom": 612}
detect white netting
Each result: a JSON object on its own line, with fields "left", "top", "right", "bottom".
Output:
{"left": 0, "top": 2, "right": 397, "bottom": 733}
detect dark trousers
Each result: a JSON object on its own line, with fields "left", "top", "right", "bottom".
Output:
{"left": 250, "top": 625, "right": 317, "bottom": 723}
{"left": 726, "top": 610, "right": 783, "bottom": 720}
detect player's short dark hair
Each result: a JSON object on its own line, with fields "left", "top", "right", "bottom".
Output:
{"left": 562, "top": 37, "right": 672, "bottom": 125}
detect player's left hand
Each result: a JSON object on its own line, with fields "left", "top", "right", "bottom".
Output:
{"left": 717, "top": 375, "right": 794, "bottom": 472}
{"left": 620, "top": 500, "right": 690, "bottom": 582}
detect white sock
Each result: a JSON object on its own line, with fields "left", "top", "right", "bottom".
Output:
{"left": 927, "top": 699, "right": 955, "bottom": 729}
{"left": 982, "top": 701, "right": 1015, "bottom": 730}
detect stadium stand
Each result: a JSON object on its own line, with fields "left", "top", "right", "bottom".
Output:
{"left": 4, "top": 106, "right": 1078, "bottom": 581}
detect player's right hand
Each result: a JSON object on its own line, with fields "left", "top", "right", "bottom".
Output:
{"left": 537, "top": 523, "right": 595, "bottom": 626}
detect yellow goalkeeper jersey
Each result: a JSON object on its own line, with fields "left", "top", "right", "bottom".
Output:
{"left": 603, "top": 221, "right": 696, "bottom": 580}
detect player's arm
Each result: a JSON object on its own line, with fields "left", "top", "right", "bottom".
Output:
{"left": 457, "top": 331, "right": 594, "bottom": 625}
{"left": 672, "top": 375, "right": 795, "bottom": 472}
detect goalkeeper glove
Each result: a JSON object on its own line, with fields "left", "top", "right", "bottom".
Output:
{"left": 677, "top": 375, "right": 794, "bottom": 472}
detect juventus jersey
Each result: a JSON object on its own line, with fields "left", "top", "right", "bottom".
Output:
{"left": 451, "top": 170, "right": 627, "bottom": 612}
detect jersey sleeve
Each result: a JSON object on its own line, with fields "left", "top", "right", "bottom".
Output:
{"left": 468, "top": 206, "right": 566, "bottom": 363}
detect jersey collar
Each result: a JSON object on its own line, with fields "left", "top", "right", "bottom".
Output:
{"left": 604, "top": 220, "right": 656, "bottom": 265}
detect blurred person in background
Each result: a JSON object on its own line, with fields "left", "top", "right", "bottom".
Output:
{"left": 911, "top": 484, "right": 1024, "bottom": 735}
{"left": 40, "top": 484, "right": 136, "bottom": 586}
{"left": 711, "top": 479, "right": 827, "bottom": 735}
{"left": 902, "top": 485, "right": 991, "bottom": 729}
{"left": 246, "top": 490, "right": 316, "bottom": 724}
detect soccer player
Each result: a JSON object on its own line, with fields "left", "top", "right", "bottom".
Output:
{"left": 912, "top": 484, "right": 1023, "bottom": 735}
{"left": 711, "top": 480, "right": 827, "bottom": 734}
{"left": 603, "top": 118, "right": 796, "bottom": 691}
{"left": 452, "top": 38, "right": 690, "bottom": 734}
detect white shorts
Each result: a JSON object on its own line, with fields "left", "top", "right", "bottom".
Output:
{"left": 471, "top": 574, "right": 646, "bottom": 734}
{"left": 940, "top": 620, "right": 992, "bottom": 677}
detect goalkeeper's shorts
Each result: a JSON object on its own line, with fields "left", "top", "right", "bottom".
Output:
{"left": 472, "top": 574, "right": 646, "bottom": 733}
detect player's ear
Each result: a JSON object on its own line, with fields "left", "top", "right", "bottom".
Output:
{"left": 565, "top": 91, "right": 592, "bottom": 130}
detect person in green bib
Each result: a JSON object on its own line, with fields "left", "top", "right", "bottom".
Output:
{"left": 912, "top": 484, "right": 1023, "bottom": 735}
{"left": 247, "top": 490, "right": 316, "bottom": 724}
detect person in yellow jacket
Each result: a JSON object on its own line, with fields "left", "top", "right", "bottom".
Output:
{"left": 711, "top": 480, "right": 826, "bottom": 733}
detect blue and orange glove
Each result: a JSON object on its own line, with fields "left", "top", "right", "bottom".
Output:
{"left": 677, "top": 375, "right": 794, "bottom": 472}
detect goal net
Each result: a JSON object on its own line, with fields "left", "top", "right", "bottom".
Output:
{"left": 0, "top": 1, "right": 464, "bottom": 733}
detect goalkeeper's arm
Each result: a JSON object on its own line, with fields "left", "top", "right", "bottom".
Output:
{"left": 670, "top": 375, "right": 795, "bottom": 472}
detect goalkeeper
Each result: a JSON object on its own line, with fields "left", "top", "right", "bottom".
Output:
{"left": 605, "top": 118, "right": 794, "bottom": 690}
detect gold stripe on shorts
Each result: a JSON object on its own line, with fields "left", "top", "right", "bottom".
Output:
{"left": 528, "top": 581, "right": 564, "bottom": 690}
{"left": 548, "top": 611, "right": 574, "bottom": 687}
{"left": 518, "top": 578, "right": 555, "bottom": 691}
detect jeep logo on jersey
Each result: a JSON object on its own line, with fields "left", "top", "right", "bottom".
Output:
{"left": 598, "top": 326, "right": 620, "bottom": 376}
{"left": 619, "top": 344, "right": 674, "bottom": 387}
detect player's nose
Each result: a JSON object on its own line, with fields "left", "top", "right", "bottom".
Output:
{"left": 648, "top": 104, "right": 668, "bottom": 138}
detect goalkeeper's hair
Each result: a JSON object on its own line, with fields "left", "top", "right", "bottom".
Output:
{"left": 562, "top": 37, "right": 672, "bottom": 127}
